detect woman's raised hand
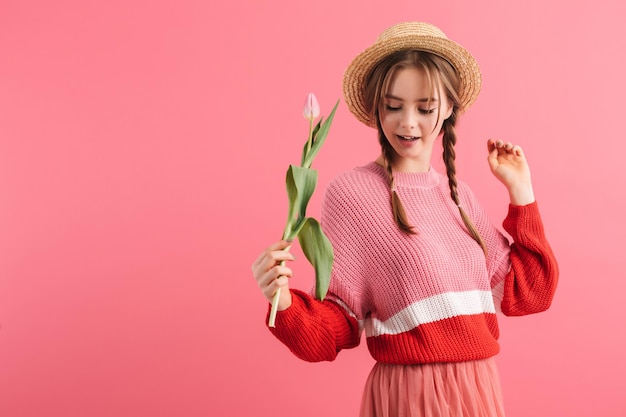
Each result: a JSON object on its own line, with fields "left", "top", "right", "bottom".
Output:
{"left": 251, "top": 240, "right": 295, "bottom": 311}
{"left": 487, "top": 139, "right": 535, "bottom": 206}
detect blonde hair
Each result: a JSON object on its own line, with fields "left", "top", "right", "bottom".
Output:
{"left": 364, "top": 50, "right": 487, "bottom": 254}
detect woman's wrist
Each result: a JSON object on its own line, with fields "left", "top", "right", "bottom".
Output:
{"left": 508, "top": 184, "right": 535, "bottom": 206}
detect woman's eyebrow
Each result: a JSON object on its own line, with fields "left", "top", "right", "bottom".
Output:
{"left": 384, "top": 94, "right": 438, "bottom": 103}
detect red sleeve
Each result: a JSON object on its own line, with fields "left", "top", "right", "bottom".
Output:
{"left": 501, "top": 202, "right": 559, "bottom": 316}
{"left": 266, "top": 289, "right": 361, "bottom": 362}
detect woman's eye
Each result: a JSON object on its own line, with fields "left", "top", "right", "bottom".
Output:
{"left": 385, "top": 105, "right": 401, "bottom": 111}
{"left": 419, "top": 108, "right": 436, "bottom": 115}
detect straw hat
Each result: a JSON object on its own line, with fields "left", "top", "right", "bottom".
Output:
{"left": 342, "top": 22, "right": 482, "bottom": 127}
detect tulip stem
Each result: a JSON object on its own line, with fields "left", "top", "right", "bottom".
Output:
{"left": 268, "top": 244, "right": 292, "bottom": 328}
{"left": 268, "top": 289, "right": 280, "bottom": 328}
{"left": 305, "top": 118, "right": 314, "bottom": 160}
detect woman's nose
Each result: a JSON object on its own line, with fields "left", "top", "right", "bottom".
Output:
{"left": 401, "top": 109, "right": 418, "bottom": 129}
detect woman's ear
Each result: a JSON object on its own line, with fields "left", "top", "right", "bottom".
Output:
{"left": 443, "top": 103, "right": 454, "bottom": 120}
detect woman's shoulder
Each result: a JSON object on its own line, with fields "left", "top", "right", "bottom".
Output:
{"left": 455, "top": 178, "right": 493, "bottom": 225}
{"left": 323, "top": 162, "right": 388, "bottom": 210}
{"left": 328, "top": 161, "right": 387, "bottom": 191}
{"left": 453, "top": 176, "right": 480, "bottom": 202}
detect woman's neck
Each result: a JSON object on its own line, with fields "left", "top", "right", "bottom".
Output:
{"left": 375, "top": 155, "right": 431, "bottom": 173}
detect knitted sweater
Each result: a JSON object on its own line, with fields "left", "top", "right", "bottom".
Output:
{"left": 269, "top": 162, "right": 558, "bottom": 364}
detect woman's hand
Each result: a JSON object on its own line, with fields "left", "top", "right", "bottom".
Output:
{"left": 251, "top": 240, "right": 295, "bottom": 311}
{"left": 487, "top": 139, "right": 535, "bottom": 206}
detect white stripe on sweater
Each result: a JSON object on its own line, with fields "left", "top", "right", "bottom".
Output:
{"left": 366, "top": 290, "right": 496, "bottom": 337}
{"left": 491, "top": 281, "right": 505, "bottom": 314}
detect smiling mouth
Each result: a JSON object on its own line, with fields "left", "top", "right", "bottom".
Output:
{"left": 398, "top": 135, "right": 420, "bottom": 142}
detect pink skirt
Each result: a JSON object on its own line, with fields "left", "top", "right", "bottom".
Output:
{"left": 360, "top": 358, "right": 505, "bottom": 417}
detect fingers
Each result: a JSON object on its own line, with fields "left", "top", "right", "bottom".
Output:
{"left": 251, "top": 240, "right": 295, "bottom": 272}
{"left": 487, "top": 139, "right": 524, "bottom": 157}
{"left": 487, "top": 139, "right": 512, "bottom": 152}
{"left": 251, "top": 240, "right": 296, "bottom": 302}
{"left": 257, "top": 263, "right": 293, "bottom": 301}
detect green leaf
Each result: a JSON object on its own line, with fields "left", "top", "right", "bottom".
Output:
{"left": 300, "top": 119, "right": 323, "bottom": 167}
{"left": 283, "top": 165, "right": 318, "bottom": 239}
{"left": 301, "top": 99, "right": 340, "bottom": 168}
{"left": 298, "top": 218, "right": 334, "bottom": 300}
{"left": 312, "top": 119, "right": 322, "bottom": 139}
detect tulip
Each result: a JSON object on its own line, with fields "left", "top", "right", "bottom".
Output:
{"left": 302, "top": 92, "right": 321, "bottom": 121}
{"left": 268, "top": 93, "right": 340, "bottom": 328}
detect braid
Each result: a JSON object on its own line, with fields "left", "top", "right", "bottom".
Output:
{"left": 377, "top": 120, "right": 416, "bottom": 234}
{"left": 442, "top": 114, "right": 488, "bottom": 255}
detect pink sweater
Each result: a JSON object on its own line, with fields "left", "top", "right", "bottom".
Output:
{"left": 269, "top": 162, "right": 558, "bottom": 364}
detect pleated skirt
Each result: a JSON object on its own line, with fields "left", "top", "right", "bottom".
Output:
{"left": 360, "top": 358, "right": 505, "bottom": 417}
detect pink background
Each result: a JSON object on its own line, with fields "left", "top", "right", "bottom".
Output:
{"left": 1, "top": 1, "right": 624, "bottom": 416}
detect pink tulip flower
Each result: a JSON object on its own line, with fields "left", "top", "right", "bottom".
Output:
{"left": 302, "top": 92, "right": 321, "bottom": 120}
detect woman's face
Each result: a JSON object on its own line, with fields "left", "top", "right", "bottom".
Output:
{"left": 379, "top": 66, "right": 452, "bottom": 172}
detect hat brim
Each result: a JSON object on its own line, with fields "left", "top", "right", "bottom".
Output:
{"left": 343, "top": 35, "right": 481, "bottom": 128}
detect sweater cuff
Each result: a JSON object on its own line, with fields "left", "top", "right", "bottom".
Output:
{"left": 266, "top": 289, "right": 310, "bottom": 335}
{"left": 502, "top": 201, "right": 546, "bottom": 242}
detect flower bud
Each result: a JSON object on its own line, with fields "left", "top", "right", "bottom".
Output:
{"left": 302, "top": 93, "right": 320, "bottom": 121}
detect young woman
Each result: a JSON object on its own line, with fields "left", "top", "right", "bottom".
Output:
{"left": 252, "top": 21, "right": 558, "bottom": 417}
